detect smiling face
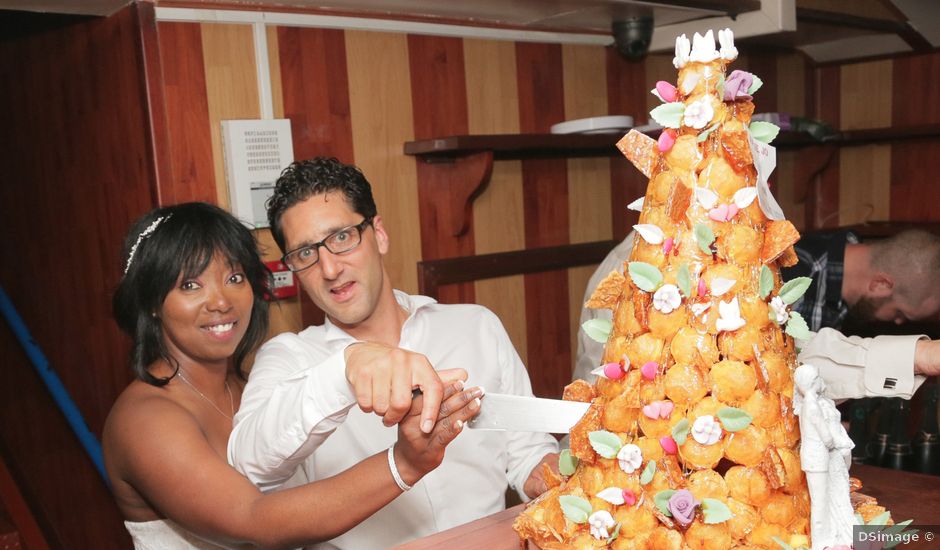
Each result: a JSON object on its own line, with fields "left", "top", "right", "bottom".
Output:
{"left": 159, "top": 253, "right": 254, "bottom": 368}
{"left": 280, "top": 191, "right": 390, "bottom": 331}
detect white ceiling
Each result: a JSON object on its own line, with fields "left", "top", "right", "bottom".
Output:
{"left": 1, "top": 0, "right": 937, "bottom": 63}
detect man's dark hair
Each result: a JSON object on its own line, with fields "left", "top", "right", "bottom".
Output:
{"left": 266, "top": 157, "right": 377, "bottom": 254}
{"left": 112, "top": 202, "right": 272, "bottom": 386}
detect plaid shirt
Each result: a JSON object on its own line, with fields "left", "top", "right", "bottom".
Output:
{"left": 781, "top": 230, "right": 859, "bottom": 332}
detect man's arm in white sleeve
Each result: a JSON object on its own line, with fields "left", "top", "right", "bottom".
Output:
{"left": 227, "top": 339, "right": 357, "bottom": 492}
{"left": 797, "top": 327, "right": 929, "bottom": 400}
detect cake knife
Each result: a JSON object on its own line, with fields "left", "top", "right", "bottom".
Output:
{"left": 467, "top": 393, "right": 590, "bottom": 433}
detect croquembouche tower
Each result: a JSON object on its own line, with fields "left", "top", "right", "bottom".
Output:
{"left": 513, "top": 29, "right": 888, "bottom": 549}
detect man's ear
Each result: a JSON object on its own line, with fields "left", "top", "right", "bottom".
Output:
{"left": 868, "top": 273, "right": 894, "bottom": 298}
{"left": 372, "top": 215, "right": 390, "bottom": 255}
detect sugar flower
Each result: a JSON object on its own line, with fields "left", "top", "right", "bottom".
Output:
{"left": 691, "top": 415, "right": 722, "bottom": 446}
{"left": 589, "top": 510, "right": 616, "bottom": 540}
{"left": 718, "top": 28, "right": 738, "bottom": 61}
{"left": 770, "top": 296, "right": 789, "bottom": 324}
{"left": 689, "top": 30, "right": 719, "bottom": 64}
{"left": 716, "top": 296, "right": 746, "bottom": 332}
{"left": 634, "top": 223, "right": 665, "bottom": 245}
{"left": 668, "top": 490, "right": 699, "bottom": 528}
{"left": 723, "top": 70, "right": 754, "bottom": 102}
{"left": 683, "top": 98, "right": 714, "bottom": 130}
{"left": 690, "top": 302, "right": 711, "bottom": 318}
{"left": 617, "top": 443, "right": 643, "bottom": 474}
{"left": 596, "top": 487, "right": 626, "bottom": 505}
{"left": 673, "top": 34, "right": 691, "bottom": 69}
{"left": 653, "top": 284, "right": 682, "bottom": 314}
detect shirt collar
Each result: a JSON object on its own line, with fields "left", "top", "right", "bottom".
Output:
{"left": 322, "top": 290, "right": 438, "bottom": 346}
{"left": 825, "top": 230, "right": 857, "bottom": 307}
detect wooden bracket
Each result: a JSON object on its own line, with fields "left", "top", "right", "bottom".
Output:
{"left": 795, "top": 144, "right": 838, "bottom": 229}
{"left": 425, "top": 150, "right": 493, "bottom": 237}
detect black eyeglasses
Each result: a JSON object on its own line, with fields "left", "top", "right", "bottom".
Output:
{"left": 282, "top": 217, "right": 373, "bottom": 272}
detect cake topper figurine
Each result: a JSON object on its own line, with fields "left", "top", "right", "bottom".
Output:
{"left": 794, "top": 364, "right": 856, "bottom": 549}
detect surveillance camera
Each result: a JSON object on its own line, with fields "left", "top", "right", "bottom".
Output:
{"left": 612, "top": 17, "right": 653, "bottom": 61}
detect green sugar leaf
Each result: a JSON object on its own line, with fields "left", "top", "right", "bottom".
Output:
{"left": 671, "top": 418, "right": 690, "bottom": 446}
{"left": 653, "top": 489, "right": 676, "bottom": 517}
{"left": 588, "top": 430, "right": 623, "bottom": 459}
{"left": 677, "top": 263, "right": 692, "bottom": 298}
{"left": 606, "top": 522, "right": 622, "bottom": 544}
{"left": 628, "top": 261, "right": 663, "bottom": 292}
{"left": 693, "top": 223, "right": 716, "bottom": 255}
{"left": 701, "top": 498, "right": 733, "bottom": 524}
{"left": 581, "top": 318, "right": 612, "bottom": 344}
{"left": 558, "top": 449, "right": 578, "bottom": 476}
{"left": 778, "top": 276, "right": 812, "bottom": 305}
{"left": 771, "top": 536, "right": 794, "bottom": 550}
{"left": 749, "top": 121, "right": 780, "bottom": 144}
{"left": 559, "top": 495, "right": 592, "bottom": 524}
{"left": 717, "top": 407, "right": 753, "bottom": 432}
{"left": 747, "top": 75, "right": 763, "bottom": 95}
{"left": 697, "top": 122, "right": 720, "bottom": 143}
{"left": 785, "top": 312, "right": 812, "bottom": 341}
{"left": 640, "top": 460, "right": 657, "bottom": 485}
{"left": 649, "top": 102, "right": 685, "bottom": 129}
{"left": 759, "top": 264, "right": 774, "bottom": 299}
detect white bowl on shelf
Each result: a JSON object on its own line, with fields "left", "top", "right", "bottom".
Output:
{"left": 550, "top": 115, "right": 634, "bottom": 135}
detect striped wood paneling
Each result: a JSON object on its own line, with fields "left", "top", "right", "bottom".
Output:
{"left": 346, "top": 30, "right": 421, "bottom": 294}
{"left": 464, "top": 38, "right": 528, "bottom": 363}
{"left": 158, "top": 22, "right": 217, "bottom": 204}
{"left": 890, "top": 52, "right": 940, "bottom": 222}
{"left": 516, "top": 42, "right": 570, "bottom": 398}
{"left": 200, "top": 23, "right": 260, "bottom": 208}
{"left": 606, "top": 48, "right": 648, "bottom": 241}
{"left": 408, "top": 34, "right": 475, "bottom": 304}
{"left": 839, "top": 60, "right": 892, "bottom": 226}
{"left": 562, "top": 44, "right": 612, "bottom": 375}
{"left": 811, "top": 64, "right": 842, "bottom": 228}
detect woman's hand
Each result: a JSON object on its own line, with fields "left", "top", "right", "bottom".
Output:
{"left": 392, "top": 381, "right": 484, "bottom": 486}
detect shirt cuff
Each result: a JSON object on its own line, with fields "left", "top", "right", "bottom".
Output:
{"left": 864, "top": 334, "right": 928, "bottom": 399}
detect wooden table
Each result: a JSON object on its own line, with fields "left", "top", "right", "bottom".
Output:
{"left": 396, "top": 465, "right": 940, "bottom": 549}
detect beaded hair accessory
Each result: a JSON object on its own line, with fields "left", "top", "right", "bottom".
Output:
{"left": 123, "top": 214, "right": 171, "bottom": 275}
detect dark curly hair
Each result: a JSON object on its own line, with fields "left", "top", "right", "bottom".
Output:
{"left": 266, "top": 157, "right": 377, "bottom": 254}
{"left": 112, "top": 202, "right": 272, "bottom": 386}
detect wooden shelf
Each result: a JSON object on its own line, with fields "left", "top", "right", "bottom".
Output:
{"left": 404, "top": 124, "right": 940, "bottom": 160}
{"left": 403, "top": 124, "right": 940, "bottom": 236}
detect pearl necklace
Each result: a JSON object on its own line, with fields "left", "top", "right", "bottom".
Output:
{"left": 176, "top": 370, "right": 235, "bottom": 422}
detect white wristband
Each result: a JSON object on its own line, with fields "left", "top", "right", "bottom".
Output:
{"left": 387, "top": 445, "right": 412, "bottom": 492}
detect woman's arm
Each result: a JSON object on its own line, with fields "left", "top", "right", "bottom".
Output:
{"left": 108, "top": 381, "right": 479, "bottom": 548}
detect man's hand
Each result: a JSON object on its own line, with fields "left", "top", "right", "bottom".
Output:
{"left": 392, "top": 381, "right": 484, "bottom": 486}
{"left": 523, "top": 452, "right": 560, "bottom": 499}
{"left": 914, "top": 339, "right": 940, "bottom": 377}
{"left": 344, "top": 342, "right": 467, "bottom": 433}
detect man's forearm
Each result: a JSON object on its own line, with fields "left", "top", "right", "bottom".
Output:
{"left": 914, "top": 339, "right": 940, "bottom": 377}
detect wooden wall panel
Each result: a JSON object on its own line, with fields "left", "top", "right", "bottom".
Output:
{"left": 158, "top": 22, "right": 217, "bottom": 204}
{"left": 201, "top": 23, "right": 260, "bottom": 207}
{"left": 606, "top": 49, "right": 648, "bottom": 241}
{"left": 408, "top": 35, "right": 475, "bottom": 305}
{"left": 891, "top": 52, "right": 940, "bottom": 222}
{"left": 562, "top": 44, "right": 611, "bottom": 371}
{"left": 516, "top": 42, "right": 570, "bottom": 398}
{"left": 810, "top": 64, "right": 842, "bottom": 228}
{"left": 346, "top": 31, "right": 421, "bottom": 295}
{"left": 777, "top": 53, "right": 808, "bottom": 117}
{"left": 277, "top": 26, "right": 355, "bottom": 326}
{"left": 0, "top": 6, "right": 154, "bottom": 547}
{"left": 464, "top": 38, "right": 528, "bottom": 363}
{"left": 839, "top": 60, "right": 892, "bottom": 226}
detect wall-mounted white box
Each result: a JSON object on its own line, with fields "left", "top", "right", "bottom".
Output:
{"left": 221, "top": 119, "right": 294, "bottom": 228}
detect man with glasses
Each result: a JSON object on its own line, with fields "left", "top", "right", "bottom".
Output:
{"left": 229, "top": 157, "right": 559, "bottom": 549}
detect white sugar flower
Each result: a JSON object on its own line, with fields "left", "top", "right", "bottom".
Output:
{"left": 673, "top": 34, "right": 691, "bottom": 69}
{"left": 690, "top": 302, "right": 711, "bottom": 318}
{"left": 770, "top": 296, "right": 789, "bottom": 324}
{"left": 716, "top": 296, "right": 746, "bottom": 332}
{"left": 589, "top": 510, "right": 616, "bottom": 540}
{"left": 627, "top": 196, "right": 644, "bottom": 212}
{"left": 733, "top": 187, "right": 758, "bottom": 209}
{"left": 617, "top": 443, "right": 643, "bottom": 474}
{"left": 653, "top": 284, "right": 682, "bottom": 314}
{"left": 710, "top": 277, "right": 736, "bottom": 297}
{"left": 680, "top": 71, "right": 701, "bottom": 95}
{"left": 718, "top": 28, "right": 738, "bottom": 61}
{"left": 689, "top": 30, "right": 719, "bottom": 64}
{"left": 692, "top": 415, "right": 723, "bottom": 446}
{"left": 596, "top": 487, "right": 626, "bottom": 505}
{"left": 683, "top": 98, "right": 714, "bottom": 130}
{"left": 694, "top": 186, "right": 719, "bottom": 210}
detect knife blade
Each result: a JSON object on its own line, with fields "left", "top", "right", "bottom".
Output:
{"left": 467, "top": 393, "right": 590, "bottom": 433}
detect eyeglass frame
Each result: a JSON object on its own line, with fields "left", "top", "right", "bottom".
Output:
{"left": 281, "top": 217, "right": 374, "bottom": 273}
